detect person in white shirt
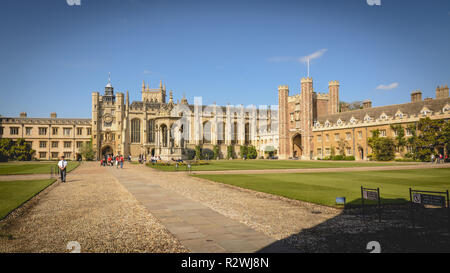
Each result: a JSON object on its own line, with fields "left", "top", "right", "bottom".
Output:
{"left": 58, "top": 156, "right": 68, "bottom": 183}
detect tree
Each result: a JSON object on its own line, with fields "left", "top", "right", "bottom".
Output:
{"left": 411, "top": 117, "right": 449, "bottom": 161}
{"left": 226, "top": 145, "right": 234, "bottom": 159}
{"left": 11, "top": 138, "right": 34, "bottom": 161}
{"left": 247, "top": 146, "right": 257, "bottom": 159}
{"left": 390, "top": 124, "right": 407, "bottom": 153}
{"left": 336, "top": 138, "right": 349, "bottom": 156}
{"left": 213, "top": 145, "right": 220, "bottom": 160}
{"left": 240, "top": 145, "right": 248, "bottom": 159}
{"left": 79, "top": 141, "right": 95, "bottom": 161}
{"left": 0, "top": 138, "right": 13, "bottom": 162}
{"left": 368, "top": 130, "right": 395, "bottom": 161}
{"left": 194, "top": 145, "right": 202, "bottom": 160}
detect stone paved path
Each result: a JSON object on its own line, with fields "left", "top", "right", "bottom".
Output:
{"left": 109, "top": 166, "right": 299, "bottom": 253}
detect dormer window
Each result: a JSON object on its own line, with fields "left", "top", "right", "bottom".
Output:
{"left": 379, "top": 112, "right": 388, "bottom": 120}
{"left": 337, "top": 119, "right": 343, "bottom": 126}
{"left": 443, "top": 104, "right": 450, "bottom": 113}
{"left": 420, "top": 107, "right": 431, "bottom": 116}
{"left": 325, "top": 120, "right": 331, "bottom": 127}
{"left": 364, "top": 115, "right": 372, "bottom": 122}
{"left": 349, "top": 117, "right": 356, "bottom": 124}
{"left": 395, "top": 111, "right": 404, "bottom": 119}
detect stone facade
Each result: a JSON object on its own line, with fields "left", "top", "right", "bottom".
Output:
{"left": 278, "top": 78, "right": 450, "bottom": 160}
{"left": 0, "top": 112, "right": 91, "bottom": 160}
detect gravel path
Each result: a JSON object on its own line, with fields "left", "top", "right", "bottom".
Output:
{"left": 191, "top": 162, "right": 449, "bottom": 175}
{"left": 0, "top": 162, "right": 187, "bottom": 253}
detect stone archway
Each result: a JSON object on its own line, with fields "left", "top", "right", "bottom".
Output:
{"left": 358, "top": 146, "right": 364, "bottom": 160}
{"left": 101, "top": 145, "right": 113, "bottom": 157}
{"left": 292, "top": 134, "right": 302, "bottom": 158}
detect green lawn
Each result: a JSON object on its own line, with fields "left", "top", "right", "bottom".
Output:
{"left": 193, "top": 168, "right": 450, "bottom": 207}
{"left": 0, "top": 179, "right": 56, "bottom": 219}
{"left": 0, "top": 161, "right": 80, "bottom": 175}
{"left": 148, "top": 159, "right": 412, "bottom": 172}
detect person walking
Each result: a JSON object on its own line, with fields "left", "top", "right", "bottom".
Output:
{"left": 120, "top": 154, "right": 124, "bottom": 169}
{"left": 58, "top": 156, "right": 68, "bottom": 183}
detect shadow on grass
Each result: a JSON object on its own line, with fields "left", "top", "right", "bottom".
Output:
{"left": 256, "top": 203, "right": 450, "bottom": 253}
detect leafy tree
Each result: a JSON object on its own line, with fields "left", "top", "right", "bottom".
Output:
{"left": 240, "top": 145, "right": 248, "bottom": 159}
{"left": 202, "top": 148, "right": 214, "bottom": 160}
{"left": 390, "top": 124, "right": 407, "bottom": 153}
{"left": 247, "top": 146, "right": 257, "bottom": 159}
{"left": 0, "top": 138, "right": 13, "bottom": 162}
{"left": 226, "top": 145, "right": 234, "bottom": 159}
{"left": 411, "top": 118, "right": 449, "bottom": 161}
{"left": 11, "top": 138, "right": 34, "bottom": 161}
{"left": 336, "top": 138, "right": 349, "bottom": 156}
{"left": 79, "top": 141, "right": 95, "bottom": 161}
{"left": 213, "top": 145, "right": 220, "bottom": 160}
{"left": 368, "top": 130, "right": 395, "bottom": 161}
{"left": 194, "top": 145, "right": 202, "bottom": 160}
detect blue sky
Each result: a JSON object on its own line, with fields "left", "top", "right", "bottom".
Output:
{"left": 0, "top": 0, "right": 449, "bottom": 118}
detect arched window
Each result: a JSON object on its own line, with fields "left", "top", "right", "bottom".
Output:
{"left": 232, "top": 121, "right": 238, "bottom": 144}
{"left": 203, "top": 121, "right": 211, "bottom": 144}
{"left": 161, "top": 124, "right": 168, "bottom": 147}
{"left": 245, "top": 123, "right": 250, "bottom": 145}
{"left": 148, "top": 119, "right": 155, "bottom": 143}
{"left": 131, "top": 119, "right": 141, "bottom": 143}
{"left": 217, "top": 122, "right": 225, "bottom": 144}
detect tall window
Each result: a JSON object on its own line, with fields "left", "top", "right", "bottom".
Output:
{"left": 244, "top": 123, "right": 250, "bottom": 145}
{"left": 26, "top": 127, "right": 32, "bottom": 135}
{"left": 131, "top": 119, "right": 141, "bottom": 143}
{"left": 77, "top": 128, "right": 83, "bottom": 135}
{"left": 232, "top": 121, "right": 238, "bottom": 144}
{"left": 52, "top": 127, "right": 58, "bottom": 135}
{"left": 148, "top": 119, "right": 155, "bottom": 143}
{"left": 217, "top": 122, "right": 225, "bottom": 144}
{"left": 203, "top": 122, "right": 211, "bottom": 144}
{"left": 87, "top": 128, "right": 91, "bottom": 135}
{"left": 63, "top": 128, "right": 71, "bottom": 136}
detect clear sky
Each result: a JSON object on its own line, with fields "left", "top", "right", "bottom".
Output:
{"left": 0, "top": 0, "right": 449, "bottom": 118}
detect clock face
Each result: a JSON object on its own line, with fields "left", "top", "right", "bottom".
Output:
{"left": 103, "top": 114, "right": 113, "bottom": 123}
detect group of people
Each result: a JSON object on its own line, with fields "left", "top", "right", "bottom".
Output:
{"left": 100, "top": 154, "right": 125, "bottom": 169}
{"left": 431, "top": 153, "right": 448, "bottom": 164}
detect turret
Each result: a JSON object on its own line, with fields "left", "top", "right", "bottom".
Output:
{"left": 328, "top": 80, "right": 339, "bottom": 114}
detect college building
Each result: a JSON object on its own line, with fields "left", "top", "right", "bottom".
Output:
{"left": 1, "top": 76, "right": 449, "bottom": 161}
{"left": 278, "top": 78, "right": 450, "bottom": 160}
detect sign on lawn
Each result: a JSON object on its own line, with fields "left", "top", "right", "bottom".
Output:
{"left": 412, "top": 192, "right": 446, "bottom": 207}
{"left": 363, "top": 190, "right": 379, "bottom": 201}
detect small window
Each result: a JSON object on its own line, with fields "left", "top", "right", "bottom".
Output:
{"left": 76, "top": 141, "right": 83, "bottom": 148}
{"left": 39, "top": 152, "right": 47, "bottom": 159}
{"left": 346, "top": 132, "right": 351, "bottom": 140}
{"left": 325, "top": 148, "right": 331, "bottom": 155}
{"left": 26, "top": 127, "right": 32, "bottom": 135}
{"left": 87, "top": 128, "right": 92, "bottom": 135}
{"left": 317, "top": 148, "right": 322, "bottom": 156}
{"left": 64, "top": 141, "right": 72, "bottom": 148}
{"left": 77, "top": 128, "right": 83, "bottom": 135}
{"left": 52, "top": 127, "right": 58, "bottom": 135}
{"left": 346, "top": 147, "right": 352, "bottom": 155}
{"left": 10, "top": 127, "right": 19, "bottom": 135}
{"left": 358, "top": 131, "right": 362, "bottom": 139}
{"left": 64, "top": 152, "right": 71, "bottom": 159}
{"left": 380, "top": 130, "right": 387, "bottom": 137}
{"left": 39, "top": 141, "right": 47, "bottom": 148}
{"left": 39, "top": 127, "right": 47, "bottom": 135}
{"left": 63, "top": 128, "right": 72, "bottom": 136}
{"left": 51, "top": 152, "right": 59, "bottom": 159}
{"left": 317, "top": 135, "right": 322, "bottom": 142}
{"left": 52, "top": 141, "right": 59, "bottom": 148}
{"left": 326, "top": 134, "right": 330, "bottom": 142}
{"left": 334, "top": 133, "right": 340, "bottom": 141}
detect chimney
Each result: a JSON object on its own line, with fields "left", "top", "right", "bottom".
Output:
{"left": 50, "top": 112, "right": 57, "bottom": 118}
{"left": 436, "top": 84, "right": 449, "bottom": 99}
{"left": 363, "top": 100, "right": 372, "bottom": 109}
{"left": 411, "top": 91, "right": 422, "bottom": 103}
{"left": 20, "top": 112, "right": 27, "bottom": 118}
